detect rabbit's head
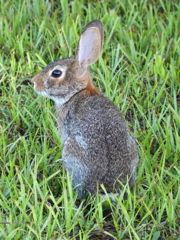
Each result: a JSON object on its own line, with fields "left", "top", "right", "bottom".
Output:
{"left": 32, "top": 20, "right": 103, "bottom": 105}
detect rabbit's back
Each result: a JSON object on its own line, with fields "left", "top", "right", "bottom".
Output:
{"left": 56, "top": 90, "right": 138, "bottom": 195}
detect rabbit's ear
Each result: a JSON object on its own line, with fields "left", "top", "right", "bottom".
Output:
{"left": 76, "top": 20, "right": 103, "bottom": 77}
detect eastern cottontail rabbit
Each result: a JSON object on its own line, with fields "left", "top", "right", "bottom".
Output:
{"left": 32, "top": 20, "right": 139, "bottom": 197}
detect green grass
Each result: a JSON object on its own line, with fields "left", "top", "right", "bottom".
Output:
{"left": 0, "top": 0, "right": 180, "bottom": 239}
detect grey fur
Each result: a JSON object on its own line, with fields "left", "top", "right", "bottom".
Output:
{"left": 32, "top": 20, "right": 139, "bottom": 197}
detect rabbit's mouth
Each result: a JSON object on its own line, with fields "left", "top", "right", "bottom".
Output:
{"left": 35, "top": 87, "right": 67, "bottom": 105}
{"left": 35, "top": 90, "right": 49, "bottom": 98}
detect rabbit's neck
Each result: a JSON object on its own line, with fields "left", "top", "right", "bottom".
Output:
{"left": 56, "top": 102, "right": 70, "bottom": 141}
{"left": 55, "top": 87, "right": 101, "bottom": 142}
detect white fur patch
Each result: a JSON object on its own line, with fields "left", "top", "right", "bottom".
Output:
{"left": 75, "top": 135, "right": 88, "bottom": 151}
{"left": 63, "top": 155, "right": 89, "bottom": 186}
{"left": 35, "top": 90, "right": 49, "bottom": 98}
{"left": 35, "top": 90, "right": 66, "bottom": 105}
{"left": 53, "top": 97, "right": 67, "bottom": 105}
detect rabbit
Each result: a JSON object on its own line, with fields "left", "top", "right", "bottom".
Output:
{"left": 32, "top": 20, "right": 139, "bottom": 198}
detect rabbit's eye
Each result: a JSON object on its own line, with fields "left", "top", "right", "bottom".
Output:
{"left": 51, "top": 69, "right": 62, "bottom": 78}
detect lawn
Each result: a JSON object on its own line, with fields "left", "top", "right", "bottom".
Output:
{"left": 0, "top": 0, "right": 180, "bottom": 239}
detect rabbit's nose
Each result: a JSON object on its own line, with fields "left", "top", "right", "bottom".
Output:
{"left": 31, "top": 76, "right": 40, "bottom": 87}
{"left": 33, "top": 81, "right": 37, "bottom": 88}
{"left": 31, "top": 76, "right": 39, "bottom": 89}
